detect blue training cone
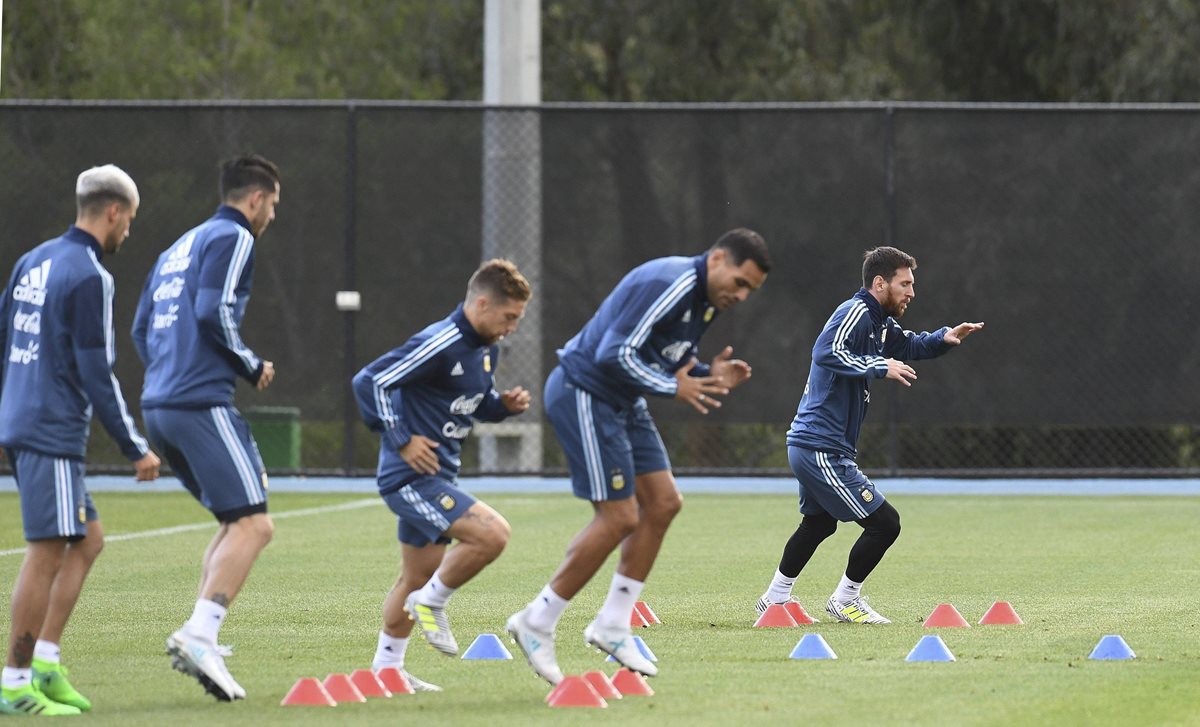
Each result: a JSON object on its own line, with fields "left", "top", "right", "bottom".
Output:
{"left": 789, "top": 633, "right": 837, "bottom": 660}
{"left": 605, "top": 636, "right": 658, "bottom": 663}
{"left": 462, "top": 633, "right": 513, "bottom": 660}
{"left": 905, "top": 634, "right": 956, "bottom": 662}
{"left": 1088, "top": 635, "right": 1135, "bottom": 660}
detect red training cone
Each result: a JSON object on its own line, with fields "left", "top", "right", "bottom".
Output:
{"left": 280, "top": 677, "right": 337, "bottom": 707}
{"left": 754, "top": 603, "right": 798, "bottom": 628}
{"left": 546, "top": 675, "right": 607, "bottom": 708}
{"left": 374, "top": 667, "right": 415, "bottom": 695}
{"left": 349, "top": 669, "right": 391, "bottom": 698}
{"left": 979, "top": 601, "right": 1024, "bottom": 625}
{"left": 322, "top": 673, "right": 367, "bottom": 703}
{"left": 635, "top": 601, "right": 661, "bottom": 625}
{"left": 582, "top": 670, "right": 622, "bottom": 700}
{"left": 610, "top": 668, "right": 654, "bottom": 696}
{"left": 923, "top": 603, "right": 971, "bottom": 628}
{"left": 630, "top": 607, "right": 650, "bottom": 628}
{"left": 783, "top": 600, "right": 818, "bottom": 625}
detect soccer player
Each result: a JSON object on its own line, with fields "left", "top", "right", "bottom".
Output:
{"left": 506, "top": 229, "right": 770, "bottom": 685}
{"left": 756, "top": 246, "right": 983, "bottom": 624}
{"left": 353, "top": 259, "right": 532, "bottom": 691}
{"left": 0, "top": 165, "right": 161, "bottom": 716}
{"left": 131, "top": 155, "right": 281, "bottom": 701}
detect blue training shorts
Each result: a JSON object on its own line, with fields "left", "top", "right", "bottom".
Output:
{"left": 381, "top": 476, "right": 477, "bottom": 547}
{"left": 145, "top": 406, "right": 268, "bottom": 522}
{"left": 788, "top": 445, "right": 885, "bottom": 522}
{"left": 8, "top": 448, "right": 97, "bottom": 541}
{"left": 544, "top": 366, "right": 671, "bottom": 502}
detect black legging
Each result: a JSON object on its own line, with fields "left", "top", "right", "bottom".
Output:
{"left": 776, "top": 501, "right": 902, "bottom": 583}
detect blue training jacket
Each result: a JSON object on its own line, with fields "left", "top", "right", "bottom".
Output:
{"left": 132, "top": 206, "right": 264, "bottom": 409}
{"left": 558, "top": 254, "right": 715, "bottom": 408}
{"left": 353, "top": 305, "right": 517, "bottom": 491}
{"left": 0, "top": 227, "right": 150, "bottom": 461}
{"left": 787, "top": 288, "right": 952, "bottom": 459}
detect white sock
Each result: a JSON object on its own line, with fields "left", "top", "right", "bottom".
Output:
{"left": 525, "top": 584, "right": 569, "bottom": 632}
{"left": 372, "top": 631, "right": 408, "bottom": 670}
{"left": 32, "top": 640, "right": 60, "bottom": 664}
{"left": 413, "top": 573, "right": 456, "bottom": 608}
{"left": 597, "top": 573, "right": 644, "bottom": 629}
{"left": 832, "top": 574, "right": 863, "bottom": 603}
{"left": 1, "top": 667, "right": 32, "bottom": 690}
{"left": 764, "top": 569, "right": 797, "bottom": 603}
{"left": 185, "top": 598, "right": 228, "bottom": 643}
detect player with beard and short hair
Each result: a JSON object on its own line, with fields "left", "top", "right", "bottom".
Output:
{"left": 353, "top": 259, "right": 533, "bottom": 690}
{"left": 755, "top": 246, "right": 983, "bottom": 625}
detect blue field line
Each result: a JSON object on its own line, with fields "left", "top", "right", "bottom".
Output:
{"left": 1, "top": 475, "right": 1198, "bottom": 496}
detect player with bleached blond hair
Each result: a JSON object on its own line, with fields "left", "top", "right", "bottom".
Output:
{"left": 0, "top": 164, "right": 160, "bottom": 716}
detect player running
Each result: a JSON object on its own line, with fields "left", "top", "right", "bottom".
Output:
{"left": 133, "top": 155, "right": 281, "bottom": 701}
{"left": 354, "top": 259, "right": 532, "bottom": 690}
{"left": 756, "top": 246, "right": 983, "bottom": 624}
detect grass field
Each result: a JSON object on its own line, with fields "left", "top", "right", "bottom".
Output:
{"left": 1, "top": 490, "right": 1198, "bottom": 726}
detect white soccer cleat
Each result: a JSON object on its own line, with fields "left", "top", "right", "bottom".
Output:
{"left": 755, "top": 594, "right": 820, "bottom": 621}
{"left": 505, "top": 609, "right": 564, "bottom": 686}
{"left": 584, "top": 619, "right": 657, "bottom": 677}
{"left": 167, "top": 628, "right": 246, "bottom": 700}
{"left": 399, "top": 669, "right": 442, "bottom": 693}
{"left": 370, "top": 662, "right": 444, "bottom": 693}
{"left": 396, "top": 671, "right": 444, "bottom": 695}
{"left": 404, "top": 593, "right": 459, "bottom": 656}
{"left": 825, "top": 595, "right": 891, "bottom": 624}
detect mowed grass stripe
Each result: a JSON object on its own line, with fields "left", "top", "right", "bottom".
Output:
{"left": 0, "top": 497, "right": 377, "bottom": 557}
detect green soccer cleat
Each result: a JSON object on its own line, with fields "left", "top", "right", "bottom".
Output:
{"left": 0, "top": 683, "right": 83, "bottom": 716}
{"left": 32, "top": 659, "right": 91, "bottom": 712}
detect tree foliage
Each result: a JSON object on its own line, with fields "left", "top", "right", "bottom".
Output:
{"left": 2, "top": 1, "right": 1198, "bottom": 101}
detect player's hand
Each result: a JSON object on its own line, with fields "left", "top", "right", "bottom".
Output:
{"left": 710, "top": 346, "right": 752, "bottom": 390}
{"left": 134, "top": 451, "right": 161, "bottom": 481}
{"left": 400, "top": 434, "right": 440, "bottom": 475}
{"left": 257, "top": 361, "right": 275, "bottom": 391}
{"left": 674, "top": 358, "right": 729, "bottom": 414}
{"left": 500, "top": 386, "right": 531, "bottom": 414}
{"left": 944, "top": 321, "right": 985, "bottom": 345}
{"left": 884, "top": 358, "right": 917, "bottom": 387}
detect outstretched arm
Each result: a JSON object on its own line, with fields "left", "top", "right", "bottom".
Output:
{"left": 944, "top": 321, "right": 985, "bottom": 345}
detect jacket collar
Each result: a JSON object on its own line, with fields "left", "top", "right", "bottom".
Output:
{"left": 63, "top": 226, "right": 104, "bottom": 260}
{"left": 451, "top": 304, "right": 485, "bottom": 348}
{"left": 213, "top": 205, "right": 253, "bottom": 234}
{"left": 854, "top": 287, "right": 885, "bottom": 326}
{"left": 695, "top": 253, "right": 711, "bottom": 305}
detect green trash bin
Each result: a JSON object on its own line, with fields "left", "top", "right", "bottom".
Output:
{"left": 244, "top": 406, "right": 301, "bottom": 469}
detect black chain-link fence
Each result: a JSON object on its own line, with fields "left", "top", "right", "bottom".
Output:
{"left": 1, "top": 101, "right": 1196, "bottom": 477}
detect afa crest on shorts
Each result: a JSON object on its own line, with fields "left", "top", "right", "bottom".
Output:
{"left": 611, "top": 469, "right": 625, "bottom": 491}
{"left": 861, "top": 488, "right": 874, "bottom": 503}
{"left": 439, "top": 494, "right": 457, "bottom": 511}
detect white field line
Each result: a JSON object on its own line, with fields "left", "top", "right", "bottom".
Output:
{"left": 0, "top": 498, "right": 377, "bottom": 558}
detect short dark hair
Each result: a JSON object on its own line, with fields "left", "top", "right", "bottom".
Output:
{"left": 220, "top": 154, "right": 281, "bottom": 202}
{"left": 862, "top": 246, "right": 917, "bottom": 288}
{"left": 711, "top": 228, "right": 772, "bottom": 273}
{"left": 467, "top": 259, "right": 532, "bottom": 303}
